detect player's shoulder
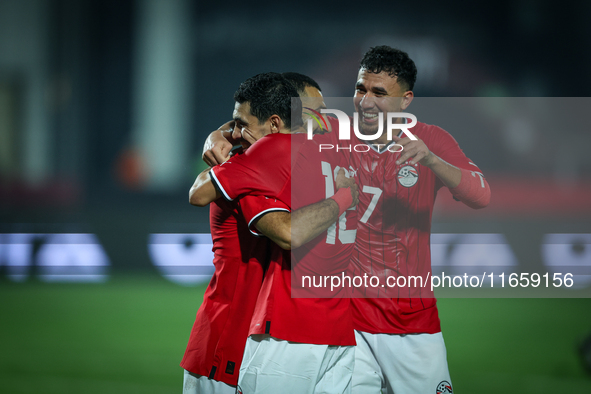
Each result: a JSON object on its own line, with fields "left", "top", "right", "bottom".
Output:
{"left": 258, "top": 132, "right": 293, "bottom": 148}
{"left": 288, "top": 132, "right": 315, "bottom": 155}
{"left": 242, "top": 133, "right": 292, "bottom": 158}
{"left": 413, "top": 121, "right": 458, "bottom": 144}
{"left": 412, "top": 121, "right": 449, "bottom": 137}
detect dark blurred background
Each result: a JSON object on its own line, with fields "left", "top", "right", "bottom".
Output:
{"left": 1, "top": 1, "right": 591, "bottom": 393}
{"left": 1, "top": 0, "right": 590, "bottom": 278}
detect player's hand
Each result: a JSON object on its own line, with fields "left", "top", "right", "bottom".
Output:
{"left": 348, "top": 183, "right": 359, "bottom": 207}
{"left": 203, "top": 129, "right": 233, "bottom": 167}
{"left": 335, "top": 168, "right": 359, "bottom": 207}
{"left": 335, "top": 168, "right": 352, "bottom": 189}
{"left": 393, "top": 135, "right": 435, "bottom": 167}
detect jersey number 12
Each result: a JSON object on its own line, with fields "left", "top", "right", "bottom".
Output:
{"left": 321, "top": 161, "right": 356, "bottom": 245}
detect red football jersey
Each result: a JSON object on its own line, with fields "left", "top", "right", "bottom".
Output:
{"left": 348, "top": 122, "right": 484, "bottom": 334}
{"left": 290, "top": 135, "right": 357, "bottom": 299}
{"left": 180, "top": 195, "right": 288, "bottom": 386}
{"left": 212, "top": 132, "right": 356, "bottom": 346}
{"left": 210, "top": 134, "right": 292, "bottom": 206}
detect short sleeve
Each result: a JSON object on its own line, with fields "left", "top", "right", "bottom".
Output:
{"left": 430, "top": 126, "right": 483, "bottom": 173}
{"left": 427, "top": 125, "right": 485, "bottom": 190}
{"left": 239, "top": 195, "right": 290, "bottom": 236}
{"left": 210, "top": 134, "right": 290, "bottom": 201}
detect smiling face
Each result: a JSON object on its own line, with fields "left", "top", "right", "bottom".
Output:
{"left": 232, "top": 102, "right": 275, "bottom": 150}
{"left": 354, "top": 68, "right": 413, "bottom": 143}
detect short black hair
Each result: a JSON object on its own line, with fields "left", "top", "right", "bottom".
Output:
{"left": 281, "top": 72, "right": 322, "bottom": 96}
{"left": 359, "top": 46, "right": 417, "bottom": 91}
{"left": 234, "top": 72, "right": 302, "bottom": 129}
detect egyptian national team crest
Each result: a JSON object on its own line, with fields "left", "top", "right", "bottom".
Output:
{"left": 436, "top": 380, "right": 453, "bottom": 394}
{"left": 397, "top": 165, "right": 419, "bottom": 187}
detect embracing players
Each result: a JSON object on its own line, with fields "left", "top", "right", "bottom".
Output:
{"left": 183, "top": 72, "right": 359, "bottom": 393}
{"left": 203, "top": 47, "right": 491, "bottom": 393}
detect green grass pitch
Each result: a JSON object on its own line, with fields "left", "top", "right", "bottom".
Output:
{"left": 1, "top": 275, "right": 590, "bottom": 393}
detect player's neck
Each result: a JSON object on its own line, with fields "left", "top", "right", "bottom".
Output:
{"left": 369, "top": 121, "right": 404, "bottom": 146}
{"left": 288, "top": 126, "right": 306, "bottom": 134}
{"left": 371, "top": 134, "right": 391, "bottom": 146}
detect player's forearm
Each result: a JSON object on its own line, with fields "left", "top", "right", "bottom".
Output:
{"left": 291, "top": 198, "right": 340, "bottom": 249}
{"left": 425, "top": 154, "right": 462, "bottom": 188}
{"left": 448, "top": 168, "right": 491, "bottom": 209}
{"left": 426, "top": 154, "right": 490, "bottom": 209}
{"left": 255, "top": 212, "right": 292, "bottom": 250}
{"left": 254, "top": 199, "right": 340, "bottom": 250}
{"left": 256, "top": 188, "right": 352, "bottom": 249}
{"left": 189, "top": 168, "right": 221, "bottom": 206}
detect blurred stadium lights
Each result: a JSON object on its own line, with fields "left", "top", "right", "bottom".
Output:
{"left": 2, "top": 232, "right": 589, "bottom": 290}
{"left": 542, "top": 234, "right": 591, "bottom": 289}
{"left": 147, "top": 233, "right": 214, "bottom": 286}
{"left": 0, "top": 233, "right": 109, "bottom": 282}
{"left": 431, "top": 233, "right": 518, "bottom": 286}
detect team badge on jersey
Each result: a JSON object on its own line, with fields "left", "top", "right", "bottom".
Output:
{"left": 436, "top": 380, "right": 453, "bottom": 393}
{"left": 397, "top": 165, "right": 418, "bottom": 187}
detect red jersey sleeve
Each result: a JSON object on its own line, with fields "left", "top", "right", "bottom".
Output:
{"left": 427, "top": 125, "right": 485, "bottom": 189}
{"left": 428, "top": 125, "right": 480, "bottom": 170}
{"left": 239, "top": 195, "right": 290, "bottom": 236}
{"left": 210, "top": 134, "right": 291, "bottom": 201}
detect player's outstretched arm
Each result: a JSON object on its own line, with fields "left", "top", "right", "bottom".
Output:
{"left": 202, "top": 121, "right": 239, "bottom": 167}
{"left": 254, "top": 211, "right": 292, "bottom": 250}
{"left": 393, "top": 135, "right": 490, "bottom": 209}
{"left": 254, "top": 171, "right": 358, "bottom": 250}
{"left": 254, "top": 198, "right": 346, "bottom": 250}
{"left": 290, "top": 198, "right": 344, "bottom": 248}
{"left": 189, "top": 168, "right": 221, "bottom": 206}
{"left": 447, "top": 167, "right": 491, "bottom": 209}
{"left": 393, "top": 134, "right": 461, "bottom": 187}
{"left": 291, "top": 169, "right": 358, "bottom": 247}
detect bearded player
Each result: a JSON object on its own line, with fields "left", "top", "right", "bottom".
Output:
{"left": 347, "top": 46, "right": 491, "bottom": 394}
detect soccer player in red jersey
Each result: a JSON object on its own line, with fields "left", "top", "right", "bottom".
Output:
{"left": 180, "top": 74, "right": 298, "bottom": 393}
{"left": 214, "top": 130, "right": 357, "bottom": 394}
{"left": 201, "top": 72, "right": 332, "bottom": 168}
{"left": 347, "top": 46, "right": 491, "bottom": 394}
{"left": 181, "top": 194, "right": 287, "bottom": 393}
{"left": 186, "top": 73, "right": 359, "bottom": 393}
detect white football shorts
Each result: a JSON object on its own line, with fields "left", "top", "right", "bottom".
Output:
{"left": 183, "top": 369, "right": 236, "bottom": 394}
{"left": 237, "top": 334, "right": 355, "bottom": 394}
{"left": 351, "top": 330, "right": 452, "bottom": 394}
